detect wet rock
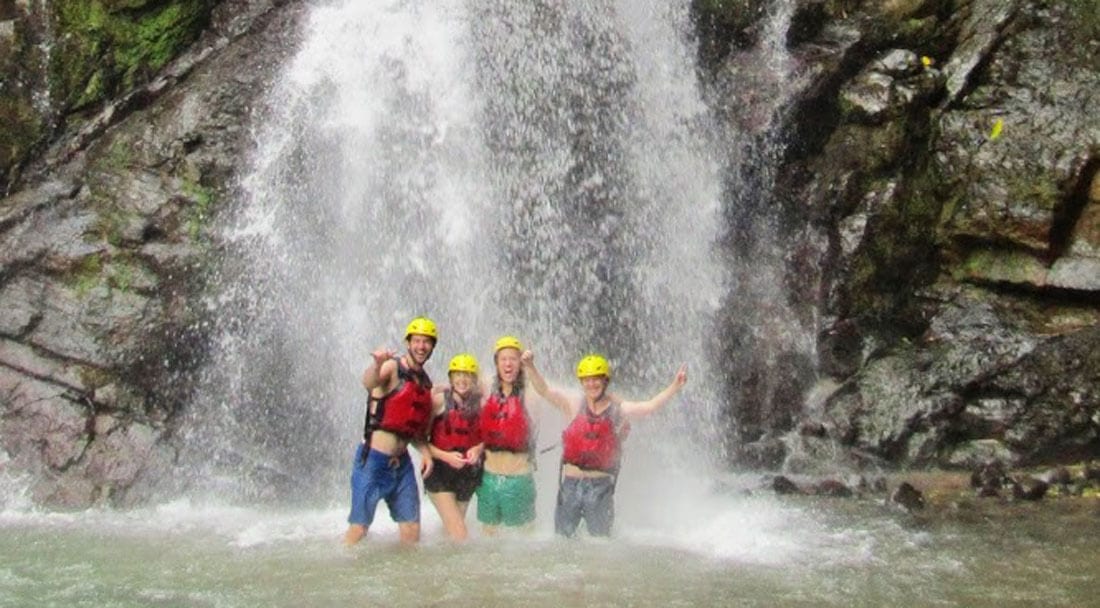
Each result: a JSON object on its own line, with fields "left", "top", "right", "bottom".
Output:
{"left": 771, "top": 475, "right": 803, "bottom": 495}
{"left": 949, "top": 440, "right": 1020, "bottom": 470}
{"left": 1010, "top": 477, "right": 1049, "bottom": 501}
{"left": 838, "top": 49, "right": 942, "bottom": 124}
{"left": 970, "top": 460, "right": 1009, "bottom": 489}
{"left": 976, "top": 485, "right": 1001, "bottom": 498}
{"left": 890, "top": 481, "right": 925, "bottom": 512}
{"left": 798, "top": 420, "right": 828, "bottom": 438}
{"left": 1082, "top": 462, "right": 1100, "bottom": 483}
{"left": 737, "top": 436, "right": 787, "bottom": 470}
{"left": 0, "top": 371, "right": 90, "bottom": 471}
{"left": 1044, "top": 466, "right": 1072, "bottom": 486}
{"left": 811, "top": 479, "right": 854, "bottom": 498}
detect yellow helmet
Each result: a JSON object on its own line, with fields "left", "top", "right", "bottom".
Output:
{"left": 448, "top": 353, "right": 479, "bottom": 374}
{"left": 576, "top": 354, "right": 611, "bottom": 379}
{"left": 405, "top": 316, "right": 438, "bottom": 341}
{"left": 494, "top": 335, "right": 523, "bottom": 353}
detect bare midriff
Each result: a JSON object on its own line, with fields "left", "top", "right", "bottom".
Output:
{"left": 484, "top": 449, "right": 532, "bottom": 475}
{"left": 368, "top": 429, "right": 411, "bottom": 456}
{"left": 561, "top": 463, "right": 613, "bottom": 479}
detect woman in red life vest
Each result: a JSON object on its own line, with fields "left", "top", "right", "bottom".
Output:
{"left": 523, "top": 351, "right": 687, "bottom": 537}
{"left": 424, "top": 353, "right": 485, "bottom": 541}
{"left": 476, "top": 336, "right": 539, "bottom": 534}
{"left": 344, "top": 317, "right": 437, "bottom": 547}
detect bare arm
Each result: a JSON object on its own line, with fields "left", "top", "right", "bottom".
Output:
{"left": 521, "top": 350, "right": 574, "bottom": 416}
{"left": 430, "top": 387, "right": 447, "bottom": 416}
{"left": 362, "top": 349, "right": 397, "bottom": 391}
{"left": 620, "top": 364, "right": 688, "bottom": 418}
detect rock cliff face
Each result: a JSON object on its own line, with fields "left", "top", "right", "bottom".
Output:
{"left": 700, "top": 0, "right": 1100, "bottom": 471}
{"left": 0, "top": 0, "right": 299, "bottom": 507}
{"left": 1, "top": 0, "right": 1097, "bottom": 507}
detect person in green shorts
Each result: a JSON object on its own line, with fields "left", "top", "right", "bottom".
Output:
{"left": 476, "top": 336, "right": 539, "bottom": 533}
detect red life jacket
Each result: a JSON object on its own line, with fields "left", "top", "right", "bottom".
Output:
{"left": 365, "top": 358, "right": 433, "bottom": 440}
{"left": 430, "top": 389, "right": 481, "bottom": 452}
{"left": 561, "top": 400, "right": 630, "bottom": 473}
{"left": 479, "top": 389, "right": 531, "bottom": 453}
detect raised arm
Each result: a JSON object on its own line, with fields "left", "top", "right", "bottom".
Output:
{"left": 620, "top": 364, "right": 688, "bottom": 418}
{"left": 362, "top": 348, "right": 396, "bottom": 391}
{"left": 521, "top": 350, "right": 574, "bottom": 416}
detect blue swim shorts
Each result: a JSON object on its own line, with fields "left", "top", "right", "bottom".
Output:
{"left": 347, "top": 443, "right": 420, "bottom": 526}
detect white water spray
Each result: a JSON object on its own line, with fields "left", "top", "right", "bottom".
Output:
{"left": 179, "top": 0, "right": 729, "bottom": 502}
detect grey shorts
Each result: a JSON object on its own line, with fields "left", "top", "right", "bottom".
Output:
{"left": 554, "top": 475, "right": 615, "bottom": 537}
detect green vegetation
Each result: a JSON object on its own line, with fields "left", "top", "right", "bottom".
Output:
{"left": 78, "top": 366, "right": 116, "bottom": 391}
{"left": 0, "top": 97, "right": 45, "bottom": 183}
{"left": 66, "top": 251, "right": 149, "bottom": 296}
{"left": 50, "top": 0, "right": 213, "bottom": 110}
{"left": 69, "top": 253, "right": 105, "bottom": 296}
{"left": 845, "top": 167, "right": 946, "bottom": 333}
{"left": 103, "top": 137, "right": 133, "bottom": 171}
{"left": 182, "top": 178, "right": 216, "bottom": 241}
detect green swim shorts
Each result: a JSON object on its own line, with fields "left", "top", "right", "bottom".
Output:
{"left": 476, "top": 471, "right": 536, "bottom": 527}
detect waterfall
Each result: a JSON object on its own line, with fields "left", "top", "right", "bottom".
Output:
{"left": 707, "top": 0, "right": 821, "bottom": 458}
{"left": 174, "top": 0, "right": 747, "bottom": 501}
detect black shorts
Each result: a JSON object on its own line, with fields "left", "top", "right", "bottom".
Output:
{"left": 423, "top": 457, "right": 483, "bottom": 502}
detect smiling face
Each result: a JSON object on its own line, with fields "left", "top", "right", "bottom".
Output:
{"left": 580, "top": 375, "right": 609, "bottom": 401}
{"left": 449, "top": 371, "right": 476, "bottom": 397}
{"left": 495, "top": 347, "right": 521, "bottom": 384}
{"left": 406, "top": 334, "right": 435, "bottom": 367}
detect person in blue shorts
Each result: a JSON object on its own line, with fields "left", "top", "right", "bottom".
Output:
{"left": 344, "top": 317, "right": 437, "bottom": 546}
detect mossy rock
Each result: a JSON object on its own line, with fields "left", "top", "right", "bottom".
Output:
{"left": 50, "top": 0, "right": 214, "bottom": 112}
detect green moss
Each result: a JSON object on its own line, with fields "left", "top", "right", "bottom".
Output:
{"left": 64, "top": 251, "right": 149, "bottom": 296}
{"left": 0, "top": 97, "right": 45, "bottom": 180}
{"left": 50, "top": 1, "right": 213, "bottom": 110}
{"left": 108, "top": 259, "right": 135, "bottom": 292}
{"left": 68, "top": 253, "right": 105, "bottom": 295}
{"left": 182, "top": 178, "right": 216, "bottom": 241}
{"left": 90, "top": 208, "right": 131, "bottom": 247}
{"left": 79, "top": 367, "right": 115, "bottom": 390}
{"left": 112, "top": 2, "right": 208, "bottom": 87}
{"left": 844, "top": 166, "right": 946, "bottom": 331}
{"left": 1004, "top": 172, "right": 1061, "bottom": 213}
{"left": 955, "top": 249, "right": 1046, "bottom": 285}
{"left": 103, "top": 137, "right": 133, "bottom": 171}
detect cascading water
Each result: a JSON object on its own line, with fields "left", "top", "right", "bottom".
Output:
{"left": 708, "top": 0, "right": 823, "bottom": 457}
{"left": 176, "top": 0, "right": 730, "bottom": 501}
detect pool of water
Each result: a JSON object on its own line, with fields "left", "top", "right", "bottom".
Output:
{"left": 3, "top": 474, "right": 1098, "bottom": 608}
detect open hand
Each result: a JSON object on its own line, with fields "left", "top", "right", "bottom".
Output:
{"left": 672, "top": 364, "right": 688, "bottom": 389}
{"left": 371, "top": 347, "right": 395, "bottom": 368}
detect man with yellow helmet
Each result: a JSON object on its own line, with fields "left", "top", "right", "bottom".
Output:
{"left": 523, "top": 350, "right": 687, "bottom": 537}
{"left": 423, "top": 353, "right": 485, "bottom": 541}
{"left": 344, "top": 316, "right": 438, "bottom": 546}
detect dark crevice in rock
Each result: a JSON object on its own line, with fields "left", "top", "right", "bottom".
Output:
{"left": 1049, "top": 156, "right": 1099, "bottom": 262}
{"left": 958, "top": 274, "right": 1100, "bottom": 305}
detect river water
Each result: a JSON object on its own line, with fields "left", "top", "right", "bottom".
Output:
{"left": 4, "top": 475, "right": 1100, "bottom": 607}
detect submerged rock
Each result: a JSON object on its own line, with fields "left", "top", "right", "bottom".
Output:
{"left": 890, "top": 482, "right": 925, "bottom": 512}
{"left": 1010, "top": 477, "right": 1049, "bottom": 501}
